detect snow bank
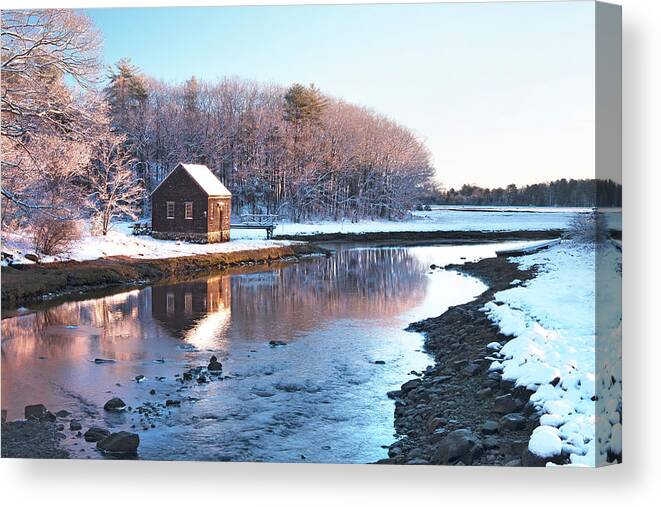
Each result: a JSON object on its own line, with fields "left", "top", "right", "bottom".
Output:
{"left": 482, "top": 241, "right": 622, "bottom": 466}
{"left": 258, "top": 207, "right": 582, "bottom": 237}
{"left": 2, "top": 222, "right": 294, "bottom": 265}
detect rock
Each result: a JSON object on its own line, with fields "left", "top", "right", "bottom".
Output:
{"left": 401, "top": 378, "right": 422, "bottom": 393}
{"left": 431, "top": 375, "right": 452, "bottom": 384}
{"left": 386, "top": 390, "right": 401, "bottom": 400}
{"left": 84, "top": 427, "right": 111, "bottom": 442}
{"left": 430, "top": 428, "right": 447, "bottom": 444}
{"left": 499, "top": 413, "right": 527, "bottom": 431}
{"left": 165, "top": 399, "right": 181, "bottom": 407}
{"left": 55, "top": 410, "right": 71, "bottom": 417}
{"left": 431, "top": 429, "right": 483, "bottom": 465}
{"left": 269, "top": 340, "right": 287, "bottom": 346}
{"left": 483, "top": 436, "right": 500, "bottom": 449}
{"left": 426, "top": 416, "right": 446, "bottom": 433}
{"left": 197, "top": 375, "right": 208, "bottom": 384}
{"left": 24, "top": 253, "right": 40, "bottom": 263}
{"left": 96, "top": 431, "right": 139, "bottom": 455}
{"left": 499, "top": 439, "right": 528, "bottom": 456}
{"left": 461, "top": 363, "right": 481, "bottom": 377}
{"left": 504, "top": 458, "right": 522, "bottom": 466}
{"left": 388, "top": 446, "right": 402, "bottom": 458}
{"left": 69, "top": 420, "right": 82, "bottom": 431}
{"left": 94, "top": 358, "right": 116, "bottom": 364}
{"left": 24, "top": 404, "right": 55, "bottom": 421}
{"left": 406, "top": 458, "right": 429, "bottom": 465}
{"left": 476, "top": 387, "right": 492, "bottom": 400}
{"left": 452, "top": 359, "right": 468, "bottom": 370}
{"left": 373, "top": 360, "right": 386, "bottom": 365}
{"left": 481, "top": 420, "right": 499, "bottom": 435}
{"left": 183, "top": 372, "right": 193, "bottom": 381}
{"left": 103, "top": 397, "right": 127, "bottom": 412}
{"left": 149, "top": 389, "right": 156, "bottom": 395}
{"left": 430, "top": 264, "right": 438, "bottom": 270}
{"left": 522, "top": 449, "right": 548, "bottom": 467}
{"left": 135, "top": 375, "right": 145, "bottom": 382}
{"left": 494, "top": 394, "right": 524, "bottom": 414}
{"left": 207, "top": 355, "right": 223, "bottom": 373}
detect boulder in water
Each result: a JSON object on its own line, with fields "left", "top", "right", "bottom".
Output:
{"left": 96, "top": 431, "right": 139, "bottom": 455}
{"left": 103, "top": 397, "right": 126, "bottom": 412}
{"left": 207, "top": 355, "right": 222, "bottom": 373}
{"left": 84, "top": 427, "right": 111, "bottom": 442}
{"left": 24, "top": 404, "right": 55, "bottom": 421}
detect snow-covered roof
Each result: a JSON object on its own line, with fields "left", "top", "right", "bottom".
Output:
{"left": 151, "top": 163, "right": 231, "bottom": 197}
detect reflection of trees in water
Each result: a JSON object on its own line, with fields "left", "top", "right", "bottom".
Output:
{"left": 2, "top": 247, "right": 429, "bottom": 360}
{"left": 228, "top": 248, "right": 427, "bottom": 340}
{"left": 1, "top": 290, "right": 154, "bottom": 365}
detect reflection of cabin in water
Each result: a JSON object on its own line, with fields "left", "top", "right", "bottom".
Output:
{"left": 151, "top": 163, "right": 231, "bottom": 243}
{"left": 151, "top": 276, "right": 230, "bottom": 336}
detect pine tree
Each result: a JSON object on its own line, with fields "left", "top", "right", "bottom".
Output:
{"left": 183, "top": 76, "right": 199, "bottom": 115}
{"left": 283, "top": 83, "right": 328, "bottom": 125}
{"left": 105, "top": 58, "right": 148, "bottom": 126}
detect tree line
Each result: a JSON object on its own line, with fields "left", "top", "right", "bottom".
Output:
{"left": 425, "top": 179, "right": 622, "bottom": 207}
{"left": 2, "top": 8, "right": 619, "bottom": 257}
{"left": 104, "top": 62, "right": 435, "bottom": 222}
{"left": 2, "top": 9, "right": 434, "bottom": 238}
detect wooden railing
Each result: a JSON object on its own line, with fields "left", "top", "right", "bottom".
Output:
{"left": 239, "top": 214, "right": 280, "bottom": 225}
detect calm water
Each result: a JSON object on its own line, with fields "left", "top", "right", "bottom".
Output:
{"left": 1, "top": 242, "right": 524, "bottom": 463}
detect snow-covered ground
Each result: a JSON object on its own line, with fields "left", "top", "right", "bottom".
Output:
{"left": 1, "top": 222, "right": 294, "bottom": 265}
{"left": 2, "top": 206, "right": 622, "bottom": 266}
{"left": 483, "top": 241, "right": 622, "bottom": 466}
{"left": 231, "top": 207, "right": 621, "bottom": 238}
{"left": 252, "top": 208, "right": 579, "bottom": 237}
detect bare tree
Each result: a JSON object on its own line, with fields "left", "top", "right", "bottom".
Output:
{"left": 1, "top": 9, "right": 102, "bottom": 221}
{"left": 86, "top": 133, "right": 143, "bottom": 235}
{"left": 136, "top": 77, "right": 434, "bottom": 222}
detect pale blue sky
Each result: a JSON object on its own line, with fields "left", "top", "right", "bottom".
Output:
{"left": 87, "top": 1, "right": 596, "bottom": 188}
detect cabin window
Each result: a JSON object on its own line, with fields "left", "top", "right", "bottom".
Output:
{"left": 209, "top": 203, "right": 214, "bottom": 220}
{"left": 166, "top": 201, "right": 175, "bottom": 219}
{"left": 184, "top": 202, "right": 193, "bottom": 220}
{"left": 166, "top": 292, "right": 175, "bottom": 315}
{"left": 184, "top": 292, "right": 192, "bottom": 314}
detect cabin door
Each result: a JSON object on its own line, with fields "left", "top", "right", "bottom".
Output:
{"left": 218, "top": 204, "right": 223, "bottom": 241}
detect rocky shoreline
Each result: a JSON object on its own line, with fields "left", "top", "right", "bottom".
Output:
{"left": 379, "top": 255, "right": 558, "bottom": 466}
{"left": 1, "top": 243, "right": 328, "bottom": 308}
{"left": 1, "top": 415, "right": 70, "bottom": 459}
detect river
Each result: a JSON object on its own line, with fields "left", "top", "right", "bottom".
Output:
{"left": 1, "top": 241, "right": 529, "bottom": 463}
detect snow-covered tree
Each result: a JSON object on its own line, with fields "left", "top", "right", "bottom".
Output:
{"left": 86, "top": 132, "right": 143, "bottom": 236}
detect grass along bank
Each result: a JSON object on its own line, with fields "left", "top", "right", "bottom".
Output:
{"left": 1, "top": 243, "right": 327, "bottom": 308}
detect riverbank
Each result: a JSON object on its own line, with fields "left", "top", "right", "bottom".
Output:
{"left": 1, "top": 419, "right": 70, "bottom": 459}
{"left": 379, "top": 255, "right": 547, "bottom": 466}
{"left": 382, "top": 239, "right": 622, "bottom": 467}
{"left": 273, "top": 229, "right": 563, "bottom": 243}
{"left": 1, "top": 243, "right": 327, "bottom": 308}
